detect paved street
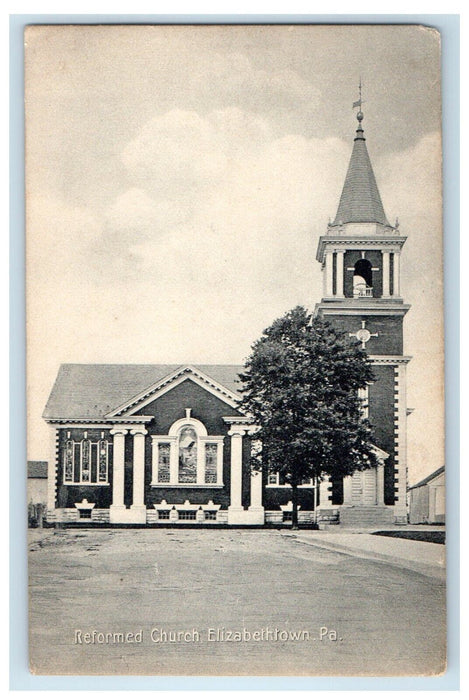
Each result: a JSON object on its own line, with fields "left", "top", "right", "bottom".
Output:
{"left": 29, "top": 529, "right": 446, "bottom": 676}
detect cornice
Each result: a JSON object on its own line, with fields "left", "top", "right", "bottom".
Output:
{"left": 316, "top": 235, "right": 407, "bottom": 262}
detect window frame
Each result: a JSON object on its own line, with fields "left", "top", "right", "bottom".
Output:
{"left": 63, "top": 436, "right": 111, "bottom": 485}
{"left": 150, "top": 418, "right": 224, "bottom": 487}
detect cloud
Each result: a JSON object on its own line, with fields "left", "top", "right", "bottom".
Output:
{"left": 192, "top": 51, "right": 321, "bottom": 114}
{"left": 27, "top": 111, "right": 444, "bottom": 482}
{"left": 375, "top": 132, "right": 444, "bottom": 475}
{"left": 113, "top": 108, "right": 350, "bottom": 307}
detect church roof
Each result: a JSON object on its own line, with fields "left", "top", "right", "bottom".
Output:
{"left": 43, "top": 364, "right": 245, "bottom": 420}
{"left": 333, "top": 113, "right": 390, "bottom": 227}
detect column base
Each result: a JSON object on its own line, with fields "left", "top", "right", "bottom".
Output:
{"left": 393, "top": 505, "right": 408, "bottom": 524}
{"left": 227, "top": 506, "right": 247, "bottom": 525}
{"left": 110, "top": 505, "right": 147, "bottom": 524}
{"left": 246, "top": 506, "right": 265, "bottom": 525}
{"left": 129, "top": 505, "right": 147, "bottom": 524}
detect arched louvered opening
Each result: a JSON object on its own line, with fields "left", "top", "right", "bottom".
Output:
{"left": 353, "top": 259, "right": 373, "bottom": 297}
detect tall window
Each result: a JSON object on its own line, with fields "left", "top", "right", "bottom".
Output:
{"left": 157, "top": 443, "right": 171, "bottom": 483}
{"left": 63, "top": 436, "right": 110, "bottom": 484}
{"left": 204, "top": 443, "right": 218, "bottom": 483}
{"left": 151, "top": 416, "right": 224, "bottom": 486}
{"left": 178, "top": 425, "right": 198, "bottom": 483}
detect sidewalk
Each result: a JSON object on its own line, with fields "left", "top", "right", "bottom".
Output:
{"left": 283, "top": 531, "right": 446, "bottom": 580}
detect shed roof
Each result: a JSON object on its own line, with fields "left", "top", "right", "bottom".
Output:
{"left": 408, "top": 466, "right": 445, "bottom": 491}
{"left": 27, "top": 461, "right": 48, "bottom": 478}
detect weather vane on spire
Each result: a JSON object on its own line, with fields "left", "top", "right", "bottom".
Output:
{"left": 352, "top": 78, "right": 365, "bottom": 119}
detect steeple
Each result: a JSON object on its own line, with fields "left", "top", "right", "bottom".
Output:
{"left": 332, "top": 110, "right": 390, "bottom": 227}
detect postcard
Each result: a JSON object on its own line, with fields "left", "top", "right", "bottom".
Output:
{"left": 26, "top": 24, "right": 445, "bottom": 676}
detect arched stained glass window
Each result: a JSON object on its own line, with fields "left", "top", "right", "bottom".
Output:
{"left": 178, "top": 425, "right": 197, "bottom": 483}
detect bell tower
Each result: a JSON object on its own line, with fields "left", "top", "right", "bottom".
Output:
{"left": 315, "top": 95, "right": 411, "bottom": 525}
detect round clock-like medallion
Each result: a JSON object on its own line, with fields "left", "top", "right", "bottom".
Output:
{"left": 356, "top": 328, "right": 371, "bottom": 344}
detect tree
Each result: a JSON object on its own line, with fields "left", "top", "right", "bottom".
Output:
{"left": 239, "top": 306, "right": 378, "bottom": 529}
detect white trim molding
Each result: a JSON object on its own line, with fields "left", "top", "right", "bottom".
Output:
{"left": 105, "top": 365, "right": 242, "bottom": 418}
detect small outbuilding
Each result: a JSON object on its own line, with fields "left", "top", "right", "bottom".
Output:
{"left": 28, "top": 460, "right": 48, "bottom": 506}
{"left": 408, "top": 466, "right": 445, "bottom": 525}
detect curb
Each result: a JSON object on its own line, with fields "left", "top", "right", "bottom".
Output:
{"left": 284, "top": 533, "right": 446, "bottom": 581}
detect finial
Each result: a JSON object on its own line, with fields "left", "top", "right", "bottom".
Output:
{"left": 395, "top": 217, "right": 399, "bottom": 229}
{"left": 352, "top": 77, "right": 365, "bottom": 121}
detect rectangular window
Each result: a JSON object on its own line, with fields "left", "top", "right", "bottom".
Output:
{"left": 98, "top": 440, "right": 108, "bottom": 483}
{"left": 64, "top": 440, "right": 74, "bottom": 482}
{"left": 268, "top": 472, "right": 279, "bottom": 485}
{"left": 158, "top": 443, "right": 171, "bottom": 483}
{"left": 283, "top": 511, "right": 293, "bottom": 522}
{"left": 204, "top": 511, "right": 217, "bottom": 521}
{"left": 204, "top": 443, "right": 218, "bottom": 483}
{"left": 358, "top": 386, "right": 369, "bottom": 419}
{"left": 81, "top": 439, "right": 91, "bottom": 482}
{"left": 178, "top": 510, "right": 197, "bottom": 521}
{"left": 157, "top": 510, "right": 170, "bottom": 520}
{"left": 64, "top": 437, "right": 110, "bottom": 485}
{"left": 79, "top": 509, "right": 92, "bottom": 519}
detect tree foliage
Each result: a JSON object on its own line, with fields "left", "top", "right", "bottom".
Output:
{"left": 239, "top": 306, "right": 378, "bottom": 525}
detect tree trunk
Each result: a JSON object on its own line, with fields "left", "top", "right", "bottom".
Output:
{"left": 291, "top": 483, "right": 299, "bottom": 530}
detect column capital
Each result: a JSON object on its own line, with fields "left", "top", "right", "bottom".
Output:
{"left": 228, "top": 426, "right": 246, "bottom": 437}
{"left": 110, "top": 427, "right": 129, "bottom": 436}
{"left": 228, "top": 424, "right": 259, "bottom": 437}
{"left": 130, "top": 427, "right": 148, "bottom": 436}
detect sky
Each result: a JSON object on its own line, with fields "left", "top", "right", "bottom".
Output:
{"left": 25, "top": 24, "right": 443, "bottom": 483}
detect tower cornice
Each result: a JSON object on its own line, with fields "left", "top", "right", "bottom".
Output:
{"left": 316, "top": 234, "right": 407, "bottom": 263}
{"left": 314, "top": 300, "right": 411, "bottom": 317}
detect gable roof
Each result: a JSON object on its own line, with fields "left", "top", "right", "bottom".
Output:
{"left": 408, "top": 466, "right": 445, "bottom": 491}
{"left": 333, "top": 117, "right": 390, "bottom": 227}
{"left": 43, "top": 364, "right": 245, "bottom": 420}
{"left": 28, "top": 461, "right": 48, "bottom": 478}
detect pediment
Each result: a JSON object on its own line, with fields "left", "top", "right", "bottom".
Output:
{"left": 105, "top": 365, "right": 242, "bottom": 418}
{"left": 371, "top": 443, "right": 390, "bottom": 461}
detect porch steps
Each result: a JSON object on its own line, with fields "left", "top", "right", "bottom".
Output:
{"left": 339, "top": 506, "right": 395, "bottom": 528}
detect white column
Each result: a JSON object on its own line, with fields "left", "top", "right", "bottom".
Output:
{"left": 47, "top": 426, "right": 57, "bottom": 513}
{"left": 343, "top": 475, "right": 353, "bottom": 505}
{"left": 109, "top": 428, "right": 128, "bottom": 522}
{"left": 247, "top": 466, "right": 264, "bottom": 524}
{"left": 382, "top": 250, "right": 390, "bottom": 297}
{"left": 130, "top": 428, "right": 147, "bottom": 520}
{"left": 228, "top": 426, "right": 246, "bottom": 523}
{"left": 325, "top": 250, "right": 334, "bottom": 297}
{"left": 377, "top": 459, "right": 385, "bottom": 506}
{"left": 393, "top": 252, "right": 400, "bottom": 297}
{"left": 319, "top": 474, "right": 334, "bottom": 509}
{"left": 336, "top": 250, "right": 345, "bottom": 298}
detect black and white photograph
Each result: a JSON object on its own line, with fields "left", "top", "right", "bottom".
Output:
{"left": 25, "top": 23, "right": 446, "bottom": 677}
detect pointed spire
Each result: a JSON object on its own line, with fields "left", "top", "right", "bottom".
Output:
{"left": 333, "top": 104, "right": 390, "bottom": 227}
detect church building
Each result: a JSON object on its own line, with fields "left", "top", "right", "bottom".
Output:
{"left": 43, "top": 106, "right": 410, "bottom": 527}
